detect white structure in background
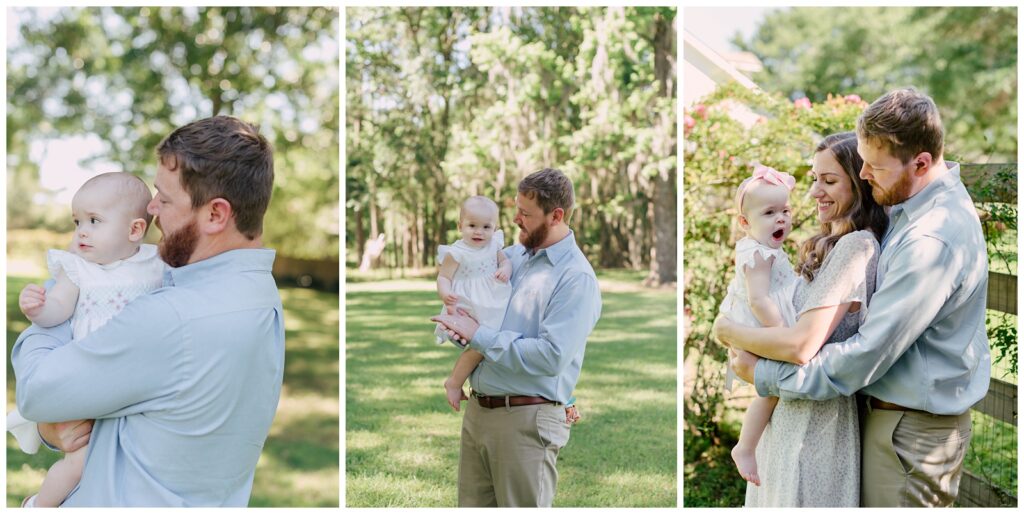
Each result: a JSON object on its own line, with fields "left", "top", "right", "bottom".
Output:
{"left": 683, "top": 29, "right": 763, "bottom": 129}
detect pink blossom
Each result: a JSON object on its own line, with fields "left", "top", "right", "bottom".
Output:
{"left": 844, "top": 94, "right": 862, "bottom": 104}
{"left": 694, "top": 104, "right": 708, "bottom": 120}
{"left": 684, "top": 114, "right": 696, "bottom": 135}
{"left": 794, "top": 97, "right": 812, "bottom": 110}
{"left": 718, "top": 150, "right": 728, "bottom": 158}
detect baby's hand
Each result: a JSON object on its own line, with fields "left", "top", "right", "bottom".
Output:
{"left": 443, "top": 293, "right": 459, "bottom": 306}
{"left": 19, "top": 284, "right": 47, "bottom": 319}
{"left": 494, "top": 268, "right": 510, "bottom": 283}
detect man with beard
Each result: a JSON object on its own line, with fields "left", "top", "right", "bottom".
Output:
{"left": 433, "top": 168, "right": 602, "bottom": 507}
{"left": 716, "top": 88, "right": 990, "bottom": 506}
{"left": 12, "top": 116, "right": 284, "bottom": 506}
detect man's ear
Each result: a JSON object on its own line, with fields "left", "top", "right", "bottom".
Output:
{"left": 912, "top": 152, "right": 933, "bottom": 175}
{"left": 549, "top": 207, "right": 565, "bottom": 225}
{"left": 128, "top": 218, "right": 147, "bottom": 242}
{"left": 200, "top": 198, "right": 234, "bottom": 234}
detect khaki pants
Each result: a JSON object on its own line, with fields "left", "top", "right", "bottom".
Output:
{"left": 861, "top": 406, "right": 972, "bottom": 507}
{"left": 457, "top": 398, "right": 570, "bottom": 507}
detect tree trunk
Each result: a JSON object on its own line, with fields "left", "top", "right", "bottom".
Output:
{"left": 354, "top": 206, "right": 365, "bottom": 265}
{"left": 404, "top": 219, "right": 415, "bottom": 269}
{"left": 645, "top": 11, "right": 677, "bottom": 287}
{"left": 411, "top": 203, "right": 422, "bottom": 271}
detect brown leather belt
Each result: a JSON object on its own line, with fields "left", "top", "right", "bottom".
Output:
{"left": 473, "top": 393, "right": 556, "bottom": 409}
{"left": 869, "top": 397, "right": 927, "bottom": 414}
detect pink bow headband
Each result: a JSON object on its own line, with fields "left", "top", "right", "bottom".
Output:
{"left": 736, "top": 164, "right": 796, "bottom": 212}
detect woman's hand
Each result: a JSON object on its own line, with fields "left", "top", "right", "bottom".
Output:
{"left": 745, "top": 251, "right": 774, "bottom": 296}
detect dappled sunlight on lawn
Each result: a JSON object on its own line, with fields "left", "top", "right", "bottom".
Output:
{"left": 6, "top": 462, "right": 47, "bottom": 506}
{"left": 346, "top": 275, "right": 676, "bottom": 507}
{"left": 348, "top": 430, "right": 387, "bottom": 451}
{"left": 346, "top": 474, "right": 451, "bottom": 507}
{"left": 251, "top": 453, "right": 339, "bottom": 507}
{"left": 273, "top": 389, "right": 339, "bottom": 419}
{"left": 585, "top": 360, "right": 676, "bottom": 382}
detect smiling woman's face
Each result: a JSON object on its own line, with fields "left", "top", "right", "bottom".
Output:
{"left": 809, "top": 150, "right": 854, "bottom": 223}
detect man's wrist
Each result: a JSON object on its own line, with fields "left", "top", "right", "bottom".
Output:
{"left": 469, "top": 325, "right": 498, "bottom": 353}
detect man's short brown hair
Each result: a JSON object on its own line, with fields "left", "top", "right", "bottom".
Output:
{"left": 518, "top": 168, "right": 575, "bottom": 219}
{"left": 856, "top": 87, "right": 944, "bottom": 164}
{"left": 156, "top": 116, "right": 274, "bottom": 239}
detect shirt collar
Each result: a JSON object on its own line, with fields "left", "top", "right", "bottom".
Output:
{"left": 167, "top": 248, "right": 277, "bottom": 287}
{"left": 523, "top": 230, "right": 576, "bottom": 265}
{"left": 892, "top": 161, "right": 960, "bottom": 222}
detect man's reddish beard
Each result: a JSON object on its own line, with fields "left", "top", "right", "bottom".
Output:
{"left": 870, "top": 167, "right": 914, "bottom": 206}
{"left": 158, "top": 219, "right": 200, "bottom": 268}
{"left": 518, "top": 219, "right": 550, "bottom": 251}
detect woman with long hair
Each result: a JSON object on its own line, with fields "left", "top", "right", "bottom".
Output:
{"left": 722, "top": 131, "right": 888, "bottom": 506}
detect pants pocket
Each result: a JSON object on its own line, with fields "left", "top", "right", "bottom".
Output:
{"left": 886, "top": 412, "right": 913, "bottom": 475}
{"left": 536, "top": 405, "right": 571, "bottom": 449}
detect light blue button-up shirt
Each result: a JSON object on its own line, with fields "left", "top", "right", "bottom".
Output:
{"left": 469, "top": 230, "right": 601, "bottom": 405}
{"left": 755, "top": 162, "right": 991, "bottom": 415}
{"left": 12, "top": 249, "right": 285, "bottom": 506}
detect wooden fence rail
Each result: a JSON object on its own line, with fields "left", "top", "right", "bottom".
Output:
{"left": 959, "top": 163, "right": 1017, "bottom": 508}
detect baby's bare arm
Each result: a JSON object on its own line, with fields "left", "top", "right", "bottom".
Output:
{"left": 445, "top": 349, "right": 484, "bottom": 411}
{"left": 495, "top": 251, "right": 511, "bottom": 282}
{"left": 23, "top": 269, "right": 79, "bottom": 327}
{"left": 437, "top": 255, "right": 460, "bottom": 304}
{"left": 743, "top": 254, "right": 784, "bottom": 327}
{"left": 748, "top": 295, "right": 784, "bottom": 327}
{"left": 448, "top": 349, "right": 484, "bottom": 389}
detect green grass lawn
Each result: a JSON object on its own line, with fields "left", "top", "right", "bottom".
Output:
{"left": 6, "top": 275, "right": 339, "bottom": 507}
{"left": 345, "top": 270, "right": 677, "bottom": 507}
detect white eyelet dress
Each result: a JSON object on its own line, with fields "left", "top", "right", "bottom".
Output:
{"left": 7, "top": 243, "right": 167, "bottom": 453}
{"left": 433, "top": 230, "right": 513, "bottom": 345}
{"left": 719, "top": 237, "right": 799, "bottom": 390}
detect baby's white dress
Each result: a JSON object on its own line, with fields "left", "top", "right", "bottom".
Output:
{"left": 718, "top": 237, "right": 799, "bottom": 390}
{"left": 7, "top": 244, "right": 167, "bottom": 453}
{"left": 434, "top": 230, "right": 513, "bottom": 345}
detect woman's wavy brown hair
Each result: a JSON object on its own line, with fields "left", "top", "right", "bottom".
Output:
{"left": 796, "top": 132, "right": 888, "bottom": 281}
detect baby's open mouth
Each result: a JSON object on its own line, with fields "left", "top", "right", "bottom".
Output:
{"left": 772, "top": 229, "right": 785, "bottom": 240}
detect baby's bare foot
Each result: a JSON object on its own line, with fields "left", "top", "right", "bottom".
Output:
{"left": 731, "top": 444, "right": 760, "bottom": 486}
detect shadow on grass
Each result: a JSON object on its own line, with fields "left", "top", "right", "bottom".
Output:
{"left": 346, "top": 281, "right": 676, "bottom": 507}
{"left": 263, "top": 411, "right": 339, "bottom": 471}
